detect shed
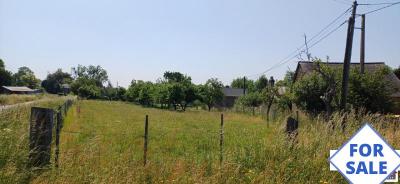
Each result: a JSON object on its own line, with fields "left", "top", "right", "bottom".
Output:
{"left": 61, "top": 84, "right": 71, "bottom": 95}
{"left": 218, "top": 87, "right": 245, "bottom": 108}
{"left": 1, "top": 86, "right": 35, "bottom": 94}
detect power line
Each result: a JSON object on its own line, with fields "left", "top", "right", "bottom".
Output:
{"left": 246, "top": 7, "right": 352, "bottom": 78}
{"left": 332, "top": 0, "right": 353, "bottom": 5}
{"left": 307, "top": 7, "right": 351, "bottom": 46}
{"left": 358, "top": 1, "right": 400, "bottom": 5}
{"left": 256, "top": 20, "right": 349, "bottom": 77}
{"left": 246, "top": 1, "right": 400, "bottom": 79}
{"left": 361, "top": 2, "right": 400, "bottom": 15}
{"left": 308, "top": 20, "right": 348, "bottom": 50}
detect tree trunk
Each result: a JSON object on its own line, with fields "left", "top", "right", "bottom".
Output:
{"left": 208, "top": 105, "right": 211, "bottom": 112}
{"left": 326, "top": 102, "right": 332, "bottom": 119}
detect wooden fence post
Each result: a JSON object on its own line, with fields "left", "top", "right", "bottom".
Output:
{"left": 220, "top": 114, "right": 224, "bottom": 165}
{"left": 144, "top": 115, "right": 149, "bottom": 166}
{"left": 63, "top": 103, "right": 67, "bottom": 116}
{"left": 77, "top": 103, "right": 80, "bottom": 117}
{"left": 29, "top": 107, "right": 54, "bottom": 168}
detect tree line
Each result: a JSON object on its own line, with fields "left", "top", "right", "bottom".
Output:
{"left": 1, "top": 58, "right": 399, "bottom": 115}
{"left": 124, "top": 72, "right": 226, "bottom": 111}
{"left": 0, "top": 59, "right": 41, "bottom": 89}
{"left": 0, "top": 59, "right": 226, "bottom": 111}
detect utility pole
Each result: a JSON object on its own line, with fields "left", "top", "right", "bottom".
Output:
{"left": 340, "top": 0, "right": 358, "bottom": 111}
{"left": 304, "top": 34, "right": 311, "bottom": 61}
{"left": 360, "top": 14, "right": 365, "bottom": 74}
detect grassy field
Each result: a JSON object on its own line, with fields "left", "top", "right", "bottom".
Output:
{"left": 0, "top": 94, "right": 57, "bottom": 106}
{"left": 2, "top": 100, "right": 400, "bottom": 183}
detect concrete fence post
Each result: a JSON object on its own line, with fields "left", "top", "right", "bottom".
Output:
{"left": 29, "top": 107, "right": 54, "bottom": 168}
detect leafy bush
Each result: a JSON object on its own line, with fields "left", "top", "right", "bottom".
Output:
{"left": 293, "top": 72, "right": 329, "bottom": 114}
{"left": 71, "top": 78, "right": 101, "bottom": 99}
{"left": 293, "top": 61, "right": 394, "bottom": 114}
{"left": 236, "top": 92, "right": 263, "bottom": 115}
{"left": 348, "top": 67, "right": 394, "bottom": 113}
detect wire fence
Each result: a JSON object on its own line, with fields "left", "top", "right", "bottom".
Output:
{"left": 28, "top": 98, "right": 75, "bottom": 168}
{"left": 27, "top": 100, "right": 307, "bottom": 170}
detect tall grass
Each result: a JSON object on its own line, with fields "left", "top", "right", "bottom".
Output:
{"left": 0, "top": 96, "right": 75, "bottom": 184}
{"left": 24, "top": 100, "right": 400, "bottom": 184}
{"left": 0, "top": 94, "right": 60, "bottom": 106}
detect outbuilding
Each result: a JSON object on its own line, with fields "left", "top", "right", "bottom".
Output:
{"left": 1, "top": 86, "right": 35, "bottom": 94}
{"left": 218, "top": 87, "right": 245, "bottom": 108}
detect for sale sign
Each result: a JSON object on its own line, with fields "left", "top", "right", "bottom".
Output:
{"left": 329, "top": 124, "right": 400, "bottom": 184}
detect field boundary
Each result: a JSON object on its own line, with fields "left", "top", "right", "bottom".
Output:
{"left": 28, "top": 99, "right": 74, "bottom": 168}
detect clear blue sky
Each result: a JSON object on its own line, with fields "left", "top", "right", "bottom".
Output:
{"left": 1, "top": 0, "right": 399, "bottom": 87}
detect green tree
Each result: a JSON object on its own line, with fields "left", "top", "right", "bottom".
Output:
{"left": 138, "top": 82, "right": 154, "bottom": 106}
{"left": 181, "top": 83, "right": 197, "bottom": 111}
{"left": 101, "top": 82, "right": 117, "bottom": 100}
{"left": 168, "top": 83, "right": 185, "bottom": 110}
{"left": 0, "top": 59, "right": 4, "bottom": 68}
{"left": 72, "top": 65, "right": 108, "bottom": 87}
{"left": 275, "top": 89, "right": 294, "bottom": 112}
{"left": 152, "top": 83, "right": 170, "bottom": 108}
{"left": 13, "top": 66, "right": 40, "bottom": 89}
{"left": 314, "top": 61, "right": 341, "bottom": 117}
{"left": 293, "top": 59, "right": 342, "bottom": 116}
{"left": 199, "top": 78, "right": 224, "bottom": 111}
{"left": 282, "top": 70, "right": 295, "bottom": 87}
{"left": 161, "top": 71, "right": 196, "bottom": 111}
{"left": 0, "top": 59, "right": 13, "bottom": 86}
{"left": 394, "top": 66, "right": 400, "bottom": 79}
{"left": 261, "top": 86, "right": 278, "bottom": 121}
{"left": 126, "top": 80, "right": 155, "bottom": 106}
{"left": 274, "top": 70, "right": 295, "bottom": 112}
{"left": 126, "top": 80, "right": 144, "bottom": 102}
{"left": 41, "top": 69, "right": 73, "bottom": 94}
{"left": 71, "top": 65, "right": 108, "bottom": 98}
{"left": 231, "top": 77, "right": 255, "bottom": 93}
{"left": 237, "top": 92, "right": 263, "bottom": 115}
{"left": 293, "top": 61, "right": 394, "bottom": 114}
{"left": 348, "top": 67, "right": 394, "bottom": 113}
{"left": 255, "top": 75, "right": 269, "bottom": 91}
{"left": 115, "top": 87, "right": 127, "bottom": 101}
{"left": 70, "top": 77, "right": 101, "bottom": 99}
{"left": 293, "top": 72, "right": 329, "bottom": 115}
{"left": 163, "top": 71, "right": 186, "bottom": 83}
